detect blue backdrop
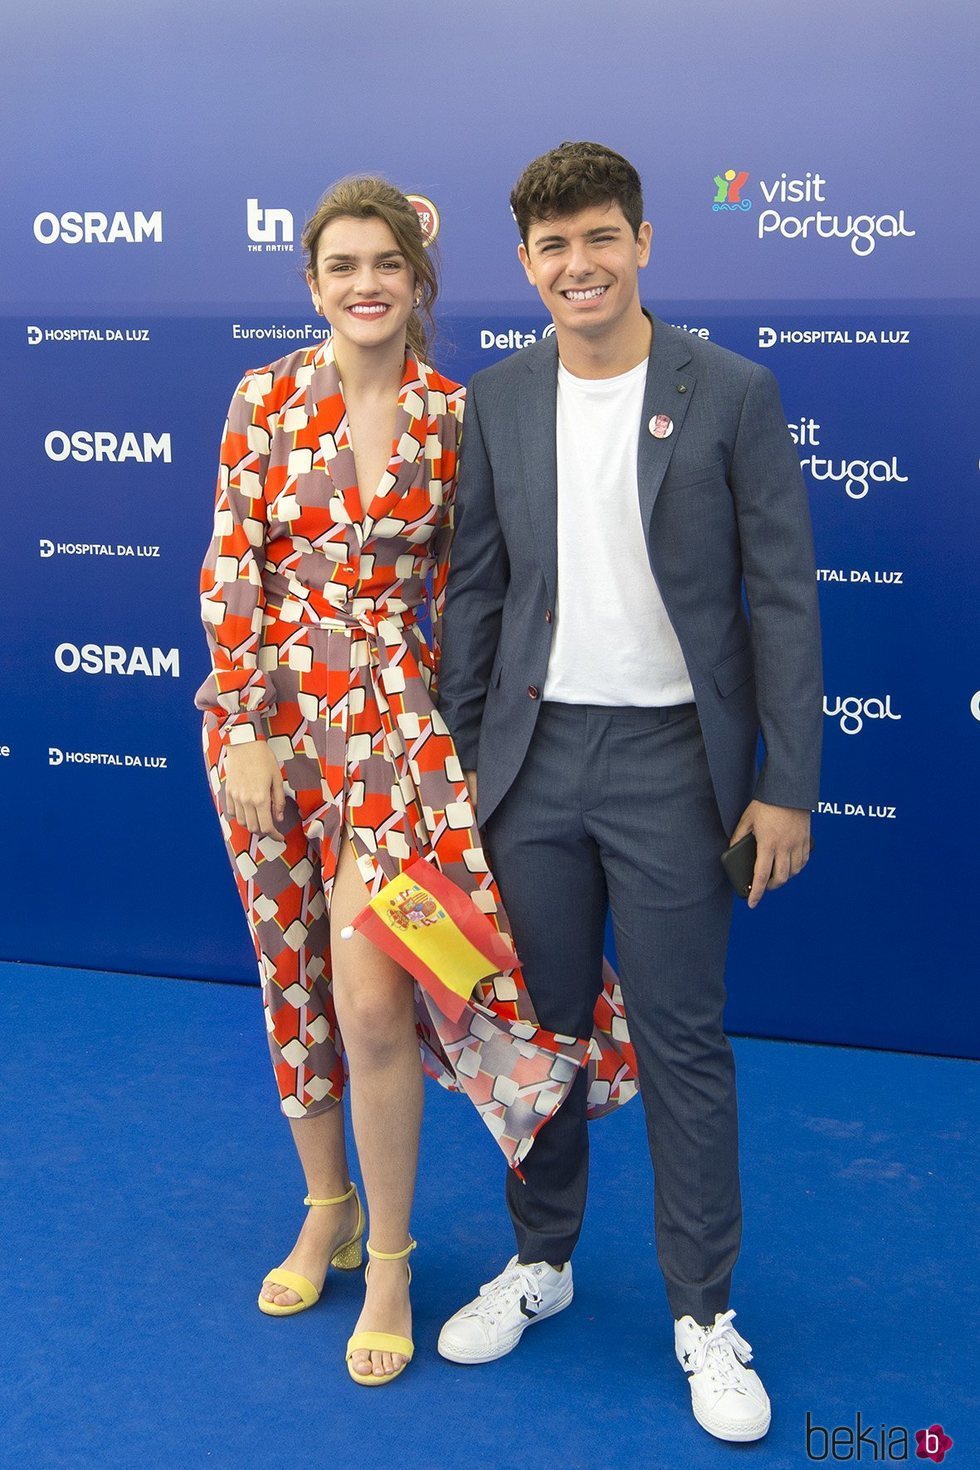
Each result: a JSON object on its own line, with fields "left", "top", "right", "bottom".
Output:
{"left": 1, "top": 0, "right": 977, "bottom": 1058}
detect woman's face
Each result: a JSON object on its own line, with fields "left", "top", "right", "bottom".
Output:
{"left": 307, "top": 215, "right": 416, "bottom": 355}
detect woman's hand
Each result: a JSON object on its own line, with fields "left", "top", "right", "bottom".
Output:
{"left": 223, "top": 741, "right": 286, "bottom": 837}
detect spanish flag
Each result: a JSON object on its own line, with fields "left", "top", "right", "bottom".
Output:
{"left": 343, "top": 858, "right": 516, "bottom": 1022}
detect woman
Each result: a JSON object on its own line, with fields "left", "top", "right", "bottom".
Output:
{"left": 195, "top": 177, "right": 635, "bottom": 1385}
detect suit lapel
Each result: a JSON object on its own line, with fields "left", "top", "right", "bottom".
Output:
{"left": 637, "top": 318, "right": 696, "bottom": 531}
{"left": 517, "top": 339, "right": 559, "bottom": 606}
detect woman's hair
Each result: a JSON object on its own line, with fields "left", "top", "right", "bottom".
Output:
{"left": 510, "top": 141, "right": 644, "bottom": 247}
{"left": 302, "top": 176, "right": 438, "bottom": 362}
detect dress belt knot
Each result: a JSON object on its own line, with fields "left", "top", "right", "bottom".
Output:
{"left": 312, "top": 601, "right": 421, "bottom": 641}
{"left": 267, "top": 597, "right": 421, "bottom": 640}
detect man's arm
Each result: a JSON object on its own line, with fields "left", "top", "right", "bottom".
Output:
{"left": 436, "top": 376, "right": 510, "bottom": 773}
{"left": 729, "top": 363, "right": 823, "bottom": 904}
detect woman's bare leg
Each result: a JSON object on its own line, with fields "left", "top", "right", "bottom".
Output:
{"left": 259, "top": 1101, "right": 361, "bottom": 1308}
{"left": 331, "top": 839, "right": 423, "bottom": 1378}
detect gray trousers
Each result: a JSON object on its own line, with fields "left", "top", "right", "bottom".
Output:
{"left": 483, "top": 701, "right": 740, "bottom": 1323}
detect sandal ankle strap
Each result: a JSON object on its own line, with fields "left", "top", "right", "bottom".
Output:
{"left": 304, "top": 1182, "right": 358, "bottom": 1208}
{"left": 366, "top": 1237, "right": 417, "bottom": 1261}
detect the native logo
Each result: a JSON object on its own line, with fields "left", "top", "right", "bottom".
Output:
{"left": 246, "top": 199, "right": 294, "bottom": 250}
{"left": 712, "top": 170, "right": 752, "bottom": 212}
{"left": 406, "top": 195, "right": 441, "bottom": 245}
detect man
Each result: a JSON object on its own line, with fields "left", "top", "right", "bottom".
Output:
{"left": 436, "top": 142, "right": 822, "bottom": 1443}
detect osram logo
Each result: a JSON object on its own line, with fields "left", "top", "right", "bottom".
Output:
{"left": 54, "top": 644, "right": 180, "bottom": 678}
{"left": 44, "top": 431, "right": 172, "bottom": 463}
{"left": 33, "top": 210, "right": 163, "bottom": 244}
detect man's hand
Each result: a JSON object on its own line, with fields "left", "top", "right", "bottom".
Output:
{"left": 223, "top": 741, "right": 286, "bottom": 837}
{"left": 730, "top": 800, "right": 812, "bottom": 909}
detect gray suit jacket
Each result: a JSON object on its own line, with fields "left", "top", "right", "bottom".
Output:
{"left": 438, "top": 317, "right": 822, "bottom": 835}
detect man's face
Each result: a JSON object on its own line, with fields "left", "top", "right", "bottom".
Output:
{"left": 518, "top": 200, "right": 651, "bottom": 342}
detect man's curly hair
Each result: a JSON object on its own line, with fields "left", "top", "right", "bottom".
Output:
{"left": 510, "top": 142, "right": 644, "bottom": 246}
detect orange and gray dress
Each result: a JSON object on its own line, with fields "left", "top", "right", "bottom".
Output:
{"left": 194, "top": 338, "right": 637, "bottom": 1171}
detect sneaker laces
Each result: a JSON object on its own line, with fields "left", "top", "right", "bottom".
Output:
{"left": 475, "top": 1261, "right": 544, "bottom": 1322}
{"left": 689, "top": 1310, "right": 754, "bottom": 1390}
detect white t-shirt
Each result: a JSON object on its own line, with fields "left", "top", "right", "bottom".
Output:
{"left": 542, "top": 357, "right": 695, "bottom": 707}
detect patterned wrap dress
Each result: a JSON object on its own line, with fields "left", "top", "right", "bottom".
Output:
{"left": 195, "top": 338, "right": 637, "bottom": 1171}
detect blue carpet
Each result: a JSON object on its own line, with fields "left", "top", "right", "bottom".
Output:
{"left": 0, "top": 961, "right": 976, "bottom": 1470}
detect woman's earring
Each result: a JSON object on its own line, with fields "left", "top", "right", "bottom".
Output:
{"left": 313, "top": 299, "right": 322, "bottom": 315}
{"left": 414, "top": 293, "right": 422, "bottom": 308}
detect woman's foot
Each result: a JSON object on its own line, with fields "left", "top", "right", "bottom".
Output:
{"left": 260, "top": 1191, "right": 361, "bottom": 1309}
{"left": 348, "top": 1257, "right": 413, "bottom": 1379}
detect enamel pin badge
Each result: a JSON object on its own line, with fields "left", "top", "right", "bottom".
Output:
{"left": 649, "top": 414, "right": 674, "bottom": 439}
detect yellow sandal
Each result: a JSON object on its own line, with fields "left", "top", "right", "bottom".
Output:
{"left": 346, "top": 1239, "right": 417, "bottom": 1385}
{"left": 258, "top": 1181, "right": 365, "bottom": 1317}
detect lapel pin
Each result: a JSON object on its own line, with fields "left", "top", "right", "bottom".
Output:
{"left": 676, "top": 383, "right": 688, "bottom": 393}
{"left": 649, "top": 414, "right": 674, "bottom": 439}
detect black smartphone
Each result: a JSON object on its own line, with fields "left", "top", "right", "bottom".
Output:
{"left": 721, "top": 832, "right": 815, "bottom": 899}
{"left": 721, "top": 833, "right": 757, "bottom": 898}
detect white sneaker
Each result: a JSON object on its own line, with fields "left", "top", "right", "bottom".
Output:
{"left": 674, "top": 1309, "right": 771, "bottom": 1442}
{"left": 438, "top": 1256, "right": 574, "bottom": 1364}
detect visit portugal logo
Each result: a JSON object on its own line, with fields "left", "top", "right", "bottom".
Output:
{"left": 712, "top": 169, "right": 752, "bottom": 211}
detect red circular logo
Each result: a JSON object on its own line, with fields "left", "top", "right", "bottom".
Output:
{"left": 406, "top": 194, "right": 440, "bottom": 245}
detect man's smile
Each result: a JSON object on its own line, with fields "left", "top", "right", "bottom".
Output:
{"left": 561, "top": 285, "right": 609, "bottom": 301}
